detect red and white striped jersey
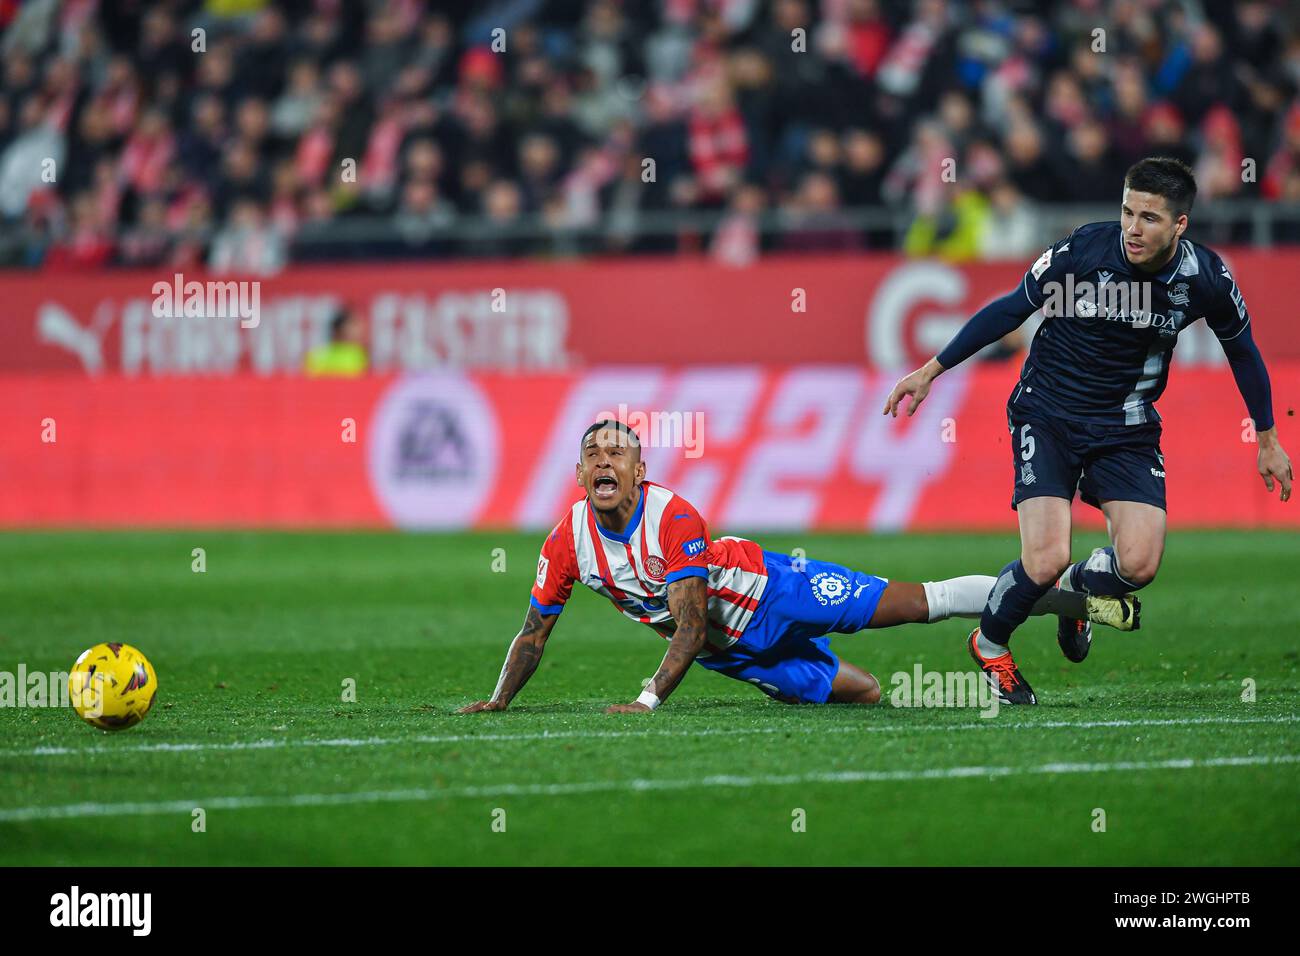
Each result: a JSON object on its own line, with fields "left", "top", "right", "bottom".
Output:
{"left": 530, "top": 481, "right": 768, "bottom": 652}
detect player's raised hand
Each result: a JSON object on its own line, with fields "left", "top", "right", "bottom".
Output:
{"left": 605, "top": 701, "right": 653, "bottom": 714}
{"left": 459, "top": 699, "right": 508, "bottom": 714}
{"left": 883, "top": 359, "right": 943, "bottom": 418}
{"left": 1257, "top": 433, "right": 1292, "bottom": 502}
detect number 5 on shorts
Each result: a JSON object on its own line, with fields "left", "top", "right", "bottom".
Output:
{"left": 1020, "top": 424, "right": 1036, "bottom": 461}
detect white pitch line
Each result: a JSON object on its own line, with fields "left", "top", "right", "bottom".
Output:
{"left": 0, "top": 753, "right": 1296, "bottom": 823}
{"left": 1, "top": 714, "right": 1296, "bottom": 760}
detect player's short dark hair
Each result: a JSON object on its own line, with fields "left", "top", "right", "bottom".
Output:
{"left": 581, "top": 419, "right": 641, "bottom": 451}
{"left": 1124, "top": 157, "right": 1197, "bottom": 219}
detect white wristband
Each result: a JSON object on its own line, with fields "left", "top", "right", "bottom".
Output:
{"left": 636, "top": 689, "right": 660, "bottom": 710}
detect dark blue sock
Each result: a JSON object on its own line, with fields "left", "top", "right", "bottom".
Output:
{"left": 1072, "top": 547, "right": 1143, "bottom": 596}
{"left": 979, "top": 559, "right": 1053, "bottom": 646}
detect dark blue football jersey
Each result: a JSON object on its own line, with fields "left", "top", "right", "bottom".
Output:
{"left": 1011, "top": 221, "right": 1251, "bottom": 426}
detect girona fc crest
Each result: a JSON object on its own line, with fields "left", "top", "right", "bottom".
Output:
{"left": 809, "top": 572, "right": 851, "bottom": 606}
{"left": 645, "top": 555, "right": 667, "bottom": 580}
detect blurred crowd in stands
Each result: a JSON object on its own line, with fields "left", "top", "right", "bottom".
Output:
{"left": 3, "top": 0, "right": 1300, "bottom": 271}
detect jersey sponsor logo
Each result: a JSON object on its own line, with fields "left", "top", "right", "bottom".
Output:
{"left": 810, "top": 571, "right": 851, "bottom": 606}
{"left": 1161, "top": 311, "right": 1184, "bottom": 338}
{"left": 645, "top": 555, "right": 667, "bottom": 580}
{"left": 1042, "top": 273, "right": 1157, "bottom": 325}
{"left": 683, "top": 537, "right": 707, "bottom": 557}
{"left": 536, "top": 555, "right": 550, "bottom": 588}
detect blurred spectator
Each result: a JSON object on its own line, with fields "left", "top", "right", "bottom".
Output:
{"left": 394, "top": 178, "right": 455, "bottom": 248}
{"left": 1064, "top": 119, "right": 1123, "bottom": 203}
{"left": 903, "top": 186, "right": 988, "bottom": 262}
{"left": 978, "top": 180, "right": 1039, "bottom": 260}
{"left": 304, "top": 307, "right": 368, "bottom": 378}
{"left": 780, "top": 171, "right": 860, "bottom": 252}
{"left": 208, "top": 198, "right": 285, "bottom": 274}
{"left": 711, "top": 182, "right": 765, "bottom": 266}
{"left": 1, "top": 96, "right": 64, "bottom": 218}
{"left": 43, "top": 190, "right": 113, "bottom": 269}
{"left": 0, "top": 0, "right": 1296, "bottom": 267}
{"left": 688, "top": 77, "right": 748, "bottom": 208}
{"left": 1195, "top": 106, "right": 1246, "bottom": 201}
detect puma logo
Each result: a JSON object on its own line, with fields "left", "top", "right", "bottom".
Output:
{"left": 36, "top": 302, "right": 112, "bottom": 373}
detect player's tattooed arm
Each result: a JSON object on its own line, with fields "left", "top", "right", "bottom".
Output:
{"left": 607, "top": 576, "right": 709, "bottom": 714}
{"left": 459, "top": 605, "right": 558, "bottom": 713}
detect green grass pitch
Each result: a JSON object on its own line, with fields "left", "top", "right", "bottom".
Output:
{"left": 0, "top": 529, "right": 1296, "bottom": 866}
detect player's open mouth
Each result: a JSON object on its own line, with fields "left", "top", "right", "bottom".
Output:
{"left": 592, "top": 475, "right": 619, "bottom": 499}
{"left": 1125, "top": 240, "right": 1143, "bottom": 254}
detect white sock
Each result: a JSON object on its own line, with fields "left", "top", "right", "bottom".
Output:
{"left": 976, "top": 630, "right": 1010, "bottom": 658}
{"left": 923, "top": 576, "right": 997, "bottom": 622}
{"left": 926, "top": 574, "right": 1088, "bottom": 624}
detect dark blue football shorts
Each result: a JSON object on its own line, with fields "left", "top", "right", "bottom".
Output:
{"left": 1006, "top": 408, "right": 1167, "bottom": 512}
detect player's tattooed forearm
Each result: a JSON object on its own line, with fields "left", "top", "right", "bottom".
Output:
{"left": 519, "top": 605, "right": 547, "bottom": 638}
{"left": 653, "top": 578, "right": 709, "bottom": 695}
{"left": 494, "top": 638, "right": 542, "bottom": 703}
{"left": 509, "top": 641, "right": 542, "bottom": 679}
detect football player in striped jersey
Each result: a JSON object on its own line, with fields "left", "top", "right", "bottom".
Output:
{"left": 459, "top": 421, "right": 1137, "bottom": 713}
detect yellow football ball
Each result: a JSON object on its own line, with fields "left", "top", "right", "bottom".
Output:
{"left": 69, "top": 643, "right": 159, "bottom": 731}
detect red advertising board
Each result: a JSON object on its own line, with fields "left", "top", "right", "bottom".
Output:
{"left": 2, "top": 248, "right": 1299, "bottom": 376}
{"left": 2, "top": 364, "right": 1295, "bottom": 531}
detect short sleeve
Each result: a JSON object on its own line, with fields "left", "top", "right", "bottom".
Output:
{"left": 1204, "top": 260, "right": 1251, "bottom": 342}
{"left": 530, "top": 519, "right": 577, "bottom": 615}
{"left": 658, "top": 497, "right": 711, "bottom": 584}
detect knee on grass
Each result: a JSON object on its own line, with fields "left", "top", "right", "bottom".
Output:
{"left": 831, "top": 670, "right": 881, "bottom": 706}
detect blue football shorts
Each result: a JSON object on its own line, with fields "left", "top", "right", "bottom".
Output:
{"left": 693, "top": 551, "right": 889, "bottom": 704}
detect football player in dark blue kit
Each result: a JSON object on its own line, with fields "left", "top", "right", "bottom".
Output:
{"left": 883, "top": 157, "right": 1292, "bottom": 704}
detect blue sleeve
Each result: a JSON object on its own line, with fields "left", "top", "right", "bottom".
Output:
{"left": 935, "top": 283, "right": 1039, "bottom": 370}
{"left": 665, "top": 567, "right": 709, "bottom": 584}
{"left": 1207, "top": 261, "right": 1274, "bottom": 431}
{"left": 529, "top": 595, "right": 565, "bottom": 616}
{"left": 1219, "top": 325, "right": 1275, "bottom": 432}
{"left": 936, "top": 237, "right": 1070, "bottom": 370}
